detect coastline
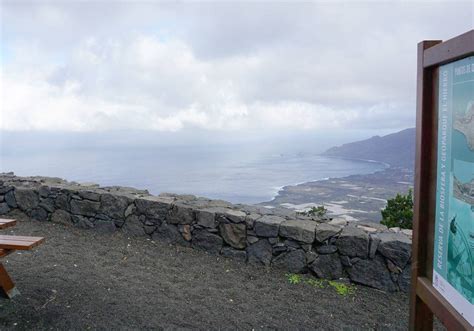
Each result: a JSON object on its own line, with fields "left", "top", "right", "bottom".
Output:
{"left": 266, "top": 155, "right": 390, "bottom": 203}
{"left": 260, "top": 162, "right": 414, "bottom": 223}
{"left": 319, "top": 155, "right": 392, "bottom": 168}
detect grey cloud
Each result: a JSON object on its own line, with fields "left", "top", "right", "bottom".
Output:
{"left": 1, "top": 1, "right": 473, "bottom": 133}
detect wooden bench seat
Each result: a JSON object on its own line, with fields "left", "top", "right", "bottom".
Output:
{"left": 0, "top": 235, "right": 45, "bottom": 250}
{"left": 0, "top": 219, "right": 16, "bottom": 230}
{"left": 0, "top": 219, "right": 45, "bottom": 299}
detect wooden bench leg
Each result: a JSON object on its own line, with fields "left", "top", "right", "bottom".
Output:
{"left": 0, "top": 263, "right": 19, "bottom": 299}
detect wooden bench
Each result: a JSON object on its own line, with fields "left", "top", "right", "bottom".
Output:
{"left": 0, "top": 219, "right": 16, "bottom": 230}
{"left": 0, "top": 218, "right": 44, "bottom": 298}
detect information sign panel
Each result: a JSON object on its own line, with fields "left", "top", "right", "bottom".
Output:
{"left": 433, "top": 56, "right": 474, "bottom": 326}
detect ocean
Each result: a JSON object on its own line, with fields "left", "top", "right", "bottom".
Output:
{"left": 0, "top": 131, "right": 386, "bottom": 204}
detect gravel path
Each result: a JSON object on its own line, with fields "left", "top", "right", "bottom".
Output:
{"left": 0, "top": 217, "right": 410, "bottom": 330}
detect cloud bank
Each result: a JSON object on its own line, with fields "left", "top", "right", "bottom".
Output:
{"left": 1, "top": 1, "right": 473, "bottom": 133}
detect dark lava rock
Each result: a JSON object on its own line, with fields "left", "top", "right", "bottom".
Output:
{"left": 196, "top": 209, "right": 217, "bottom": 228}
{"left": 305, "top": 251, "right": 318, "bottom": 264}
{"left": 244, "top": 213, "right": 260, "bottom": 229}
{"left": 335, "top": 226, "right": 369, "bottom": 258}
{"left": 310, "top": 253, "right": 343, "bottom": 280}
{"left": 30, "top": 207, "right": 49, "bottom": 222}
{"left": 376, "top": 232, "right": 411, "bottom": 268}
{"left": 0, "top": 202, "right": 10, "bottom": 215}
{"left": 340, "top": 255, "right": 351, "bottom": 267}
{"left": 272, "top": 249, "right": 306, "bottom": 273}
{"left": 398, "top": 265, "right": 411, "bottom": 292}
{"left": 180, "top": 224, "right": 192, "bottom": 241}
{"left": 247, "top": 235, "right": 259, "bottom": 245}
{"left": 39, "top": 198, "right": 55, "bottom": 213}
{"left": 316, "top": 245, "right": 338, "bottom": 255}
{"left": 51, "top": 210, "right": 72, "bottom": 226}
{"left": 246, "top": 239, "right": 273, "bottom": 266}
{"left": 70, "top": 199, "right": 100, "bottom": 217}
{"left": 153, "top": 222, "right": 188, "bottom": 246}
{"left": 5, "top": 190, "right": 17, "bottom": 208}
{"left": 219, "top": 222, "right": 246, "bottom": 249}
{"left": 135, "top": 198, "right": 169, "bottom": 220}
{"left": 0, "top": 186, "right": 13, "bottom": 194}
{"left": 346, "top": 254, "right": 397, "bottom": 292}
{"left": 168, "top": 203, "right": 195, "bottom": 225}
{"left": 315, "top": 223, "right": 342, "bottom": 243}
{"left": 283, "top": 239, "right": 301, "bottom": 249}
{"left": 254, "top": 215, "right": 284, "bottom": 237}
{"left": 72, "top": 215, "right": 95, "bottom": 229}
{"left": 191, "top": 229, "right": 223, "bottom": 254}
{"left": 55, "top": 194, "right": 69, "bottom": 211}
{"left": 369, "top": 234, "right": 381, "bottom": 259}
{"left": 268, "top": 237, "right": 278, "bottom": 244}
{"left": 143, "top": 224, "right": 157, "bottom": 235}
{"left": 100, "top": 194, "right": 130, "bottom": 219}
{"left": 38, "top": 186, "right": 51, "bottom": 198}
{"left": 279, "top": 219, "right": 316, "bottom": 243}
{"left": 122, "top": 215, "right": 146, "bottom": 237}
{"left": 15, "top": 188, "right": 39, "bottom": 211}
{"left": 79, "top": 190, "right": 101, "bottom": 202}
{"left": 217, "top": 209, "right": 247, "bottom": 224}
{"left": 272, "top": 242, "right": 287, "bottom": 255}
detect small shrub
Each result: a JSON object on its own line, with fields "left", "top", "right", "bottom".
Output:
{"left": 380, "top": 189, "right": 413, "bottom": 229}
{"left": 300, "top": 205, "right": 328, "bottom": 218}
{"left": 286, "top": 273, "right": 302, "bottom": 285}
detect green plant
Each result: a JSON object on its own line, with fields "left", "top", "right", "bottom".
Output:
{"left": 305, "top": 278, "right": 325, "bottom": 288}
{"left": 285, "top": 275, "right": 356, "bottom": 297}
{"left": 286, "top": 273, "right": 302, "bottom": 285}
{"left": 380, "top": 189, "right": 413, "bottom": 229}
{"left": 300, "top": 205, "right": 328, "bottom": 218}
{"left": 328, "top": 281, "right": 355, "bottom": 296}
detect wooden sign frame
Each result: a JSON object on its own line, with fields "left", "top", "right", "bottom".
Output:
{"left": 410, "top": 29, "right": 474, "bottom": 330}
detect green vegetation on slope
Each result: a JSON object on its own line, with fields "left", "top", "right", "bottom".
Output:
{"left": 381, "top": 189, "right": 413, "bottom": 229}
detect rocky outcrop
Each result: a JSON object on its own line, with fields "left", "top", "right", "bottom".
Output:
{"left": 0, "top": 173, "right": 413, "bottom": 292}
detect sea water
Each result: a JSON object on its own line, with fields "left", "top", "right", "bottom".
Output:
{"left": 0, "top": 131, "right": 386, "bottom": 204}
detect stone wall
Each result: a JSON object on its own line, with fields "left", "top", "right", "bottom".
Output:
{"left": 0, "top": 173, "right": 412, "bottom": 292}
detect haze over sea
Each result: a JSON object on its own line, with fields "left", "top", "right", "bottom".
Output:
{"left": 0, "top": 131, "right": 386, "bottom": 204}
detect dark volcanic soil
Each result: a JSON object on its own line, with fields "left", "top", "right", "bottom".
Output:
{"left": 0, "top": 217, "right": 410, "bottom": 330}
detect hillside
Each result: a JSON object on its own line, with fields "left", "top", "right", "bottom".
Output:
{"left": 322, "top": 128, "right": 415, "bottom": 169}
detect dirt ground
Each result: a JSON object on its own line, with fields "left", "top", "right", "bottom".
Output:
{"left": 0, "top": 218, "right": 411, "bottom": 330}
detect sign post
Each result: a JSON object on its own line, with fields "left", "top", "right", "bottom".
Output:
{"left": 410, "top": 30, "right": 474, "bottom": 330}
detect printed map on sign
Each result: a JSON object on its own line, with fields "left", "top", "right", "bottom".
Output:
{"left": 433, "top": 56, "right": 474, "bottom": 326}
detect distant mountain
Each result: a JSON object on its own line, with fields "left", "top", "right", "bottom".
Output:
{"left": 322, "top": 128, "right": 415, "bottom": 169}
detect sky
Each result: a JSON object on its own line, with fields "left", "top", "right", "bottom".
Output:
{"left": 0, "top": 1, "right": 473, "bottom": 136}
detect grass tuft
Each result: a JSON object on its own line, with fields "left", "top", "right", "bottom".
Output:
{"left": 328, "top": 281, "right": 356, "bottom": 296}
{"left": 285, "top": 274, "right": 356, "bottom": 297}
{"left": 305, "top": 278, "right": 325, "bottom": 288}
{"left": 286, "top": 273, "right": 302, "bottom": 285}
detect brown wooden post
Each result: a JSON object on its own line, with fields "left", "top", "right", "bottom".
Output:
{"left": 409, "top": 39, "right": 441, "bottom": 331}
{"left": 0, "top": 263, "right": 19, "bottom": 299}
